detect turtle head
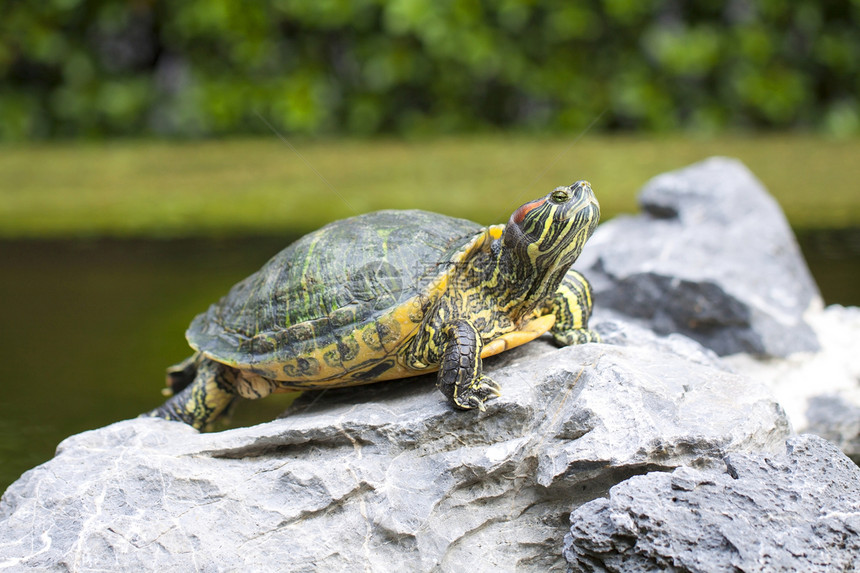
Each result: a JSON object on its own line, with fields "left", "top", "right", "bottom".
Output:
{"left": 503, "top": 180, "right": 600, "bottom": 269}
{"left": 500, "top": 181, "right": 600, "bottom": 301}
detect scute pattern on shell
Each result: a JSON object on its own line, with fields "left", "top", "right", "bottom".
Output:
{"left": 187, "top": 210, "right": 482, "bottom": 370}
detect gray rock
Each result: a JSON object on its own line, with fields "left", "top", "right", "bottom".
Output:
{"left": 563, "top": 434, "right": 860, "bottom": 573}
{"left": 725, "top": 304, "right": 860, "bottom": 460}
{"left": 578, "top": 157, "right": 821, "bottom": 357}
{"left": 806, "top": 395, "right": 860, "bottom": 464}
{"left": 0, "top": 340, "right": 789, "bottom": 572}
{"left": 592, "top": 315, "right": 725, "bottom": 371}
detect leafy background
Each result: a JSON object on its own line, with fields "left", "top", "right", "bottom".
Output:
{"left": 3, "top": 0, "right": 859, "bottom": 140}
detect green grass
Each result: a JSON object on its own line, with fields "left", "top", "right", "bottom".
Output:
{"left": 1, "top": 134, "right": 858, "bottom": 237}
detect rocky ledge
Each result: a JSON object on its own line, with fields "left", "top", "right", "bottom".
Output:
{"left": 1, "top": 158, "right": 858, "bottom": 572}
{"left": 564, "top": 434, "right": 860, "bottom": 572}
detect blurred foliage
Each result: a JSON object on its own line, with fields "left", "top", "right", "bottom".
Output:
{"left": 1, "top": 0, "right": 859, "bottom": 140}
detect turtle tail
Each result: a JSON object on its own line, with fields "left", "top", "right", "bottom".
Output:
{"left": 143, "top": 355, "right": 237, "bottom": 431}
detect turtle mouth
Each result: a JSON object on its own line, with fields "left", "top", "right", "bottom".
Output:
{"left": 498, "top": 183, "right": 600, "bottom": 311}
{"left": 510, "top": 182, "right": 597, "bottom": 227}
{"left": 503, "top": 184, "right": 597, "bottom": 255}
{"left": 539, "top": 183, "right": 600, "bottom": 268}
{"left": 565, "top": 181, "right": 599, "bottom": 214}
{"left": 562, "top": 181, "right": 599, "bottom": 231}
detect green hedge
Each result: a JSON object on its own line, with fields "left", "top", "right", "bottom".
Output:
{"left": 2, "top": 0, "right": 858, "bottom": 140}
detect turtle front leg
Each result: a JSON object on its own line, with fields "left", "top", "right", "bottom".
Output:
{"left": 437, "top": 320, "right": 501, "bottom": 411}
{"left": 549, "top": 269, "right": 600, "bottom": 346}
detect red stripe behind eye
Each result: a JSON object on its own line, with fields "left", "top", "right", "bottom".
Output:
{"left": 512, "top": 198, "right": 547, "bottom": 224}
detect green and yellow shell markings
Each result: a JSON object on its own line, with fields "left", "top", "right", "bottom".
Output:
{"left": 242, "top": 284, "right": 450, "bottom": 389}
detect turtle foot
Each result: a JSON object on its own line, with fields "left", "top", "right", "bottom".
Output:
{"left": 552, "top": 328, "right": 600, "bottom": 346}
{"left": 453, "top": 376, "right": 502, "bottom": 411}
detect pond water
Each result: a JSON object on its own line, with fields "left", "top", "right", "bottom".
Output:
{"left": 1, "top": 231, "right": 858, "bottom": 493}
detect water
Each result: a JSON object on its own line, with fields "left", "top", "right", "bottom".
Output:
{"left": 1, "top": 232, "right": 858, "bottom": 493}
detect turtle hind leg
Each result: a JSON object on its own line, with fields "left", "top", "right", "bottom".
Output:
{"left": 144, "top": 357, "right": 237, "bottom": 430}
{"left": 165, "top": 353, "right": 201, "bottom": 395}
{"left": 437, "top": 320, "right": 501, "bottom": 411}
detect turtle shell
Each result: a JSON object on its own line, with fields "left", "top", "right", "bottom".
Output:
{"left": 187, "top": 210, "right": 491, "bottom": 385}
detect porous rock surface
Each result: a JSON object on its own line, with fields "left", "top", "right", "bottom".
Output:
{"left": 563, "top": 434, "right": 860, "bottom": 572}
{"left": 578, "top": 156, "right": 821, "bottom": 357}
{"left": 0, "top": 338, "right": 788, "bottom": 572}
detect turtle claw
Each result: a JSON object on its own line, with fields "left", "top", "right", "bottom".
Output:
{"left": 454, "top": 376, "right": 502, "bottom": 411}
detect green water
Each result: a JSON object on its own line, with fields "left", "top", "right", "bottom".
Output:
{"left": 1, "top": 233, "right": 858, "bottom": 493}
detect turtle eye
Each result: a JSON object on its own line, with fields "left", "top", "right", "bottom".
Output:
{"left": 551, "top": 189, "right": 570, "bottom": 203}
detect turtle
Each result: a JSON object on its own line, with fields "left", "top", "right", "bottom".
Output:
{"left": 146, "top": 181, "right": 600, "bottom": 430}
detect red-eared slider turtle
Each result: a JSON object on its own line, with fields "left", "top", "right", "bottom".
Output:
{"left": 147, "top": 182, "right": 600, "bottom": 429}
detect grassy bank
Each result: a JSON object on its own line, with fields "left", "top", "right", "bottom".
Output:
{"left": 2, "top": 134, "right": 858, "bottom": 237}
